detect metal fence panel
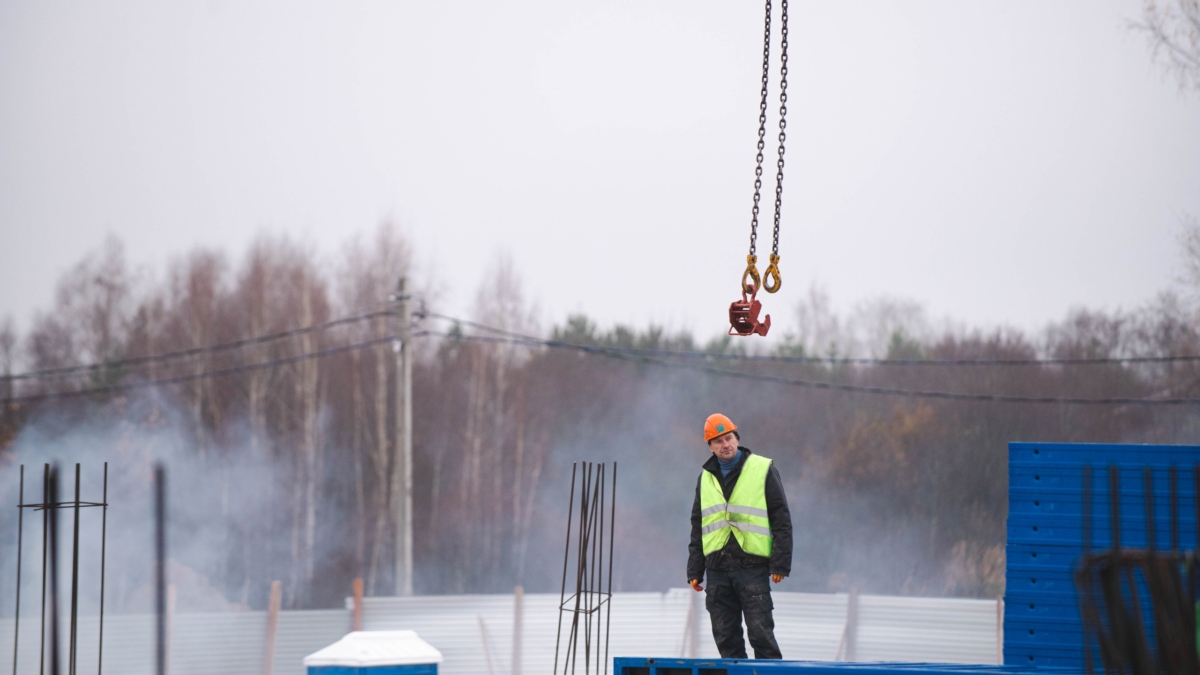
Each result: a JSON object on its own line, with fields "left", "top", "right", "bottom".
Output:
{"left": 2, "top": 590, "right": 1000, "bottom": 674}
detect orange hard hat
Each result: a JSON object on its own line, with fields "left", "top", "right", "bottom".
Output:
{"left": 704, "top": 413, "right": 738, "bottom": 442}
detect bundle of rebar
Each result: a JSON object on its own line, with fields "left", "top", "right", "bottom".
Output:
{"left": 1075, "top": 465, "right": 1200, "bottom": 675}
{"left": 553, "top": 462, "right": 617, "bottom": 675}
{"left": 10, "top": 463, "right": 110, "bottom": 675}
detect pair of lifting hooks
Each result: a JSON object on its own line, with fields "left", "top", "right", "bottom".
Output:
{"left": 729, "top": 0, "right": 789, "bottom": 337}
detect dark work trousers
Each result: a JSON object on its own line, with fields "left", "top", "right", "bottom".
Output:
{"left": 704, "top": 566, "right": 782, "bottom": 659}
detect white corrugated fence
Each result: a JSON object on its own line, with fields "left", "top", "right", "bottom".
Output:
{"left": 0, "top": 590, "right": 1000, "bottom": 675}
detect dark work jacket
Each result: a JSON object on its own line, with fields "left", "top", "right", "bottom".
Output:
{"left": 687, "top": 447, "right": 793, "bottom": 581}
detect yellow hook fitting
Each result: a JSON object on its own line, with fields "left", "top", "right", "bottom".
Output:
{"left": 741, "top": 254, "right": 761, "bottom": 294}
{"left": 763, "top": 254, "right": 781, "bottom": 293}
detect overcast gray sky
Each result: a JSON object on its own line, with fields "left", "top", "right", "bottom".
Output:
{"left": 2, "top": 0, "right": 1198, "bottom": 341}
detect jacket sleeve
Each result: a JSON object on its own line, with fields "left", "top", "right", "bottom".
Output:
{"left": 765, "top": 464, "right": 793, "bottom": 577}
{"left": 687, "top": 474, "right": 707, "bottom": 582}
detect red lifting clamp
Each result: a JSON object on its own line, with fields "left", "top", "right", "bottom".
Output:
{"left": 728, "top": 283, "right": 771, "bottom": 337}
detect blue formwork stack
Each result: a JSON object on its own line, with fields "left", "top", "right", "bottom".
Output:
{"left": 1004, "top": 442, "right": 1200, "bottom": 669}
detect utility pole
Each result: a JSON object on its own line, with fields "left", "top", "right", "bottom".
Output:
{"left": 393, "top": 277, "right": 414, "bottom": 596}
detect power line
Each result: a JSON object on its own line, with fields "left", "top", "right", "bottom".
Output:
{"left": 2, "top": 310, "right": 393, "bottom": 383}
{"left": 420, "top": 330, "right": 1200, "bottom": 406}
{"left": 8, "top": 307, "right": 1196, "bottom": 385}
{"left": 6, "top": 309, "right": 1198, "bottom": 407}
{"left": 6, "top": 320, "right": 1197, "bottom": 407}
{"left": 417, "top": 312, "right": 1200, "bottom": 367}
{"left": 2, "top": 336, "right": 396, "bottom": 405}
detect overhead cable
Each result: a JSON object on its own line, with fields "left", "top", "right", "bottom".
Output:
{"left": 421, "top": 330, "right": 1200, "bottom": 406}
{"left": 2, "top": 310, "right": 393, "bottom": 383}
{"left": 418, "top": 311, "right": 1200, "bottom": 367}
{"left": 2, "top": 336, "right": 396, "bottom": 404}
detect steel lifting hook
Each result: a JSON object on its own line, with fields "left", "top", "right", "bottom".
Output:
{"left": 728, "top": 283, "right": 771, "bottom": 337}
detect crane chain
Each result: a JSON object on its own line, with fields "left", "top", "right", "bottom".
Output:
{"left": 743, "top": 0, "right": 772, "bottom": 293}
{"left": 745, "top": 0, "right": 788, "bottom": 295}
{"left": 764, "top": 0, "right": 788, "bottom": 294}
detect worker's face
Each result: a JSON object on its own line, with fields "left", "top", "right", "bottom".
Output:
{"left": 708, "top": 432, "right": 739, "bottom": 461}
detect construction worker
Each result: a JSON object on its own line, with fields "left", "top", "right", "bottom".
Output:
{"left": 687, "top": 413, "right": 792, "bottom": 660}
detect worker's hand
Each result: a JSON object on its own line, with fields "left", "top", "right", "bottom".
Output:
{"left": 688, "top": 579, "right": 703, "bottom": 592}
{"left": 771, "top": 574, "right": 785, "bottom": 584}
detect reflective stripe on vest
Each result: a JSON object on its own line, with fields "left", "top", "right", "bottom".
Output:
{"left": 698, "top": 454, "right": 772, "bottom": 558}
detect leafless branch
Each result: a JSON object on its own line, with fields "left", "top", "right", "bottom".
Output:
{"left": 1129, "top": 0, "right": 1200, "bottom": 92}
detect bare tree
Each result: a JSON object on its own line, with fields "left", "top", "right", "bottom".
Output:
{"left": 793, "top": 283, "right": 851, "bottom": 357}
{"left": 26, "top": 235, "right": 138, "bottom": 374}
{"left": 335, "top": 221, "right": 412, "bottom": 594}
{"left": 162, "top": 249, "right": 229, "bottom": 457}
{"left": 1131, "top": 0, "right": 1200, "bottom": 91}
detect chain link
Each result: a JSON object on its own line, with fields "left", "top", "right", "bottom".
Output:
{"left": 761, "top": 0, "right": 788, "bottom": 294}
{"left": 772, "top": 0, "right": 788, "bottom": 261}
{"left": 747, "top": 0, "right": 772, "bottom": 260}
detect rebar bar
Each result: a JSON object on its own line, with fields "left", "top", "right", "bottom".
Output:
{"left": 97, "top": 463, "right": 107, "bottom": 675}
{"left": 603, "top": 462, "right": 616, "bottom": 675}
{"left": 69, "top": 464, "right": 80, "bottom": 675}
{"left": 49, "top": 466, "right": 60, "bottom": 675}
{"left": 13, "top": 465, "right": 23, "bottom": 675}
{"left": 552, "top": 463, "right": 578, "bottom": 675}
{"left": 40, "top": 465, "right": 48, "bottom": 675}
{"left": 11, "top": 464, "right": 110, "bottom": 675}
{"left": 155, "top": 464, "right": 166, "bottom": 675}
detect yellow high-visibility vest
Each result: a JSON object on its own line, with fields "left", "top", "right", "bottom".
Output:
{"left": 699, "top": 454, "right": 772, "bottom": 558}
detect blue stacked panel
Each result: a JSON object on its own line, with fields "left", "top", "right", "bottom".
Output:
{"left": 1004, "top": 442, "right": 1200, "bottom": 670}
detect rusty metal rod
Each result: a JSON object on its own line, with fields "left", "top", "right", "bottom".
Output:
{"left": 603, "top": 462, "right": 616, "bottom": 675}
{"left": 97, "top": 462, "right": 108, "bottom": 675}
{"left": 13, "top": 465, "right": 24, "bottom": 675}
{"left": 49, "top": 466, "right": 60, "bottom": 675}
{"left": 552, "top": 462, "right": 578, "bottom": 675}
{"left": 155, "top": 465, "right": 166, "bottom": 675}
{"left": 69, "top": 464, "right": 80, "bottom": 675}
{"left": 40, "top": 464, "right": 48, "bottom": 675}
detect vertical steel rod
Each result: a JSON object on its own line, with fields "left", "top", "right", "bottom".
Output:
{"left": 589, "top": 467, "right": 602, "bottom": 674}
{"left": 155, "top": 465, "right": 166, "bottom": 675}
{"left": 568, "top": 464, "right": 590, "bottom": 675}
{"left": 40, "top": 465, "right": 48, "bottom": 675}
{"left": 595, "top": 464, "right": 604, "bottom": 675}
{"left": 49, "top": 466, "right": 60, "bottom": 675}
{"left": 585, "top": 467, "right": 600, "bottom": 675}
{"left": 603, "top": 462, "right": 616, "bottom": 675}
{"left": 97, "top": 462, "right": 108, "bottom": 675}
{"left": 69, "top": 465, "right": 80, "bottom": 675}
{"left": 552, "top": 463, "right": 577, "bottom": 675}
{"left": 13, "top": 465, "right": 24, "bottom": 675}
{"left": 573, "top": 463, "right": 594, "bottom": 675}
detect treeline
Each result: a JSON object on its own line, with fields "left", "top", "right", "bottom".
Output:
{"left": 1, "top": 224, "right": 1199, "bottom": 613}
